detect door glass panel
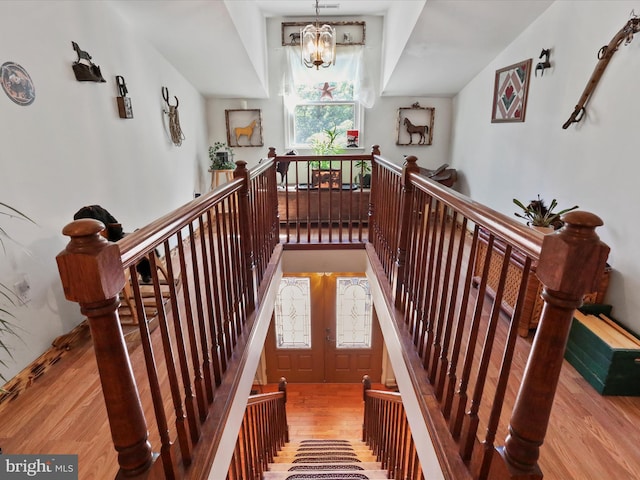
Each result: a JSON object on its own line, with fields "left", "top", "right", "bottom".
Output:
{"left": 274, "top": 277, "right": 312, "bottom": 349}
{"left": 335, "top": 277, "right": 372, "bottom": 349}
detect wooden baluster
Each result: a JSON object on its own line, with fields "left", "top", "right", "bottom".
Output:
{"left": 368, "top": 145, "right": 380, "bottom": 244}
{"left": 362, "top": 375, "right": 371, "bottom": 442}
{"left": 490, "top": 211, "right": 610, "bottom": 479}
{"left": 267, "top": 146, "right": 281, "bottom": 248}
{"left": 393, "top": 155, "right": 420, "bottom": 308}
{"left": 234, "top": 160, "right": 257, "bottom": 312}
{"left": 56, "top": 219, "right": 155, "bottom": 478}
{"left": 278, "top": 377, "right": 289, "bottom": 443}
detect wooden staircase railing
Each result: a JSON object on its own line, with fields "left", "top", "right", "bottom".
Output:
{"left": 268, "top": 146, "right": 379, "bottom": 246}
{"left": 56, "top": 148, "right": 609, "bottom": 480}
{"left": 366, "top": 155, "right": 610, "bottom": 479}
{"left": 227, "top": 378, "right": 288, "bottom": 480}
{"left": 362, "top": 375, "right": 424, "bottom": 480}
{"left": 56, "top": 160, "right": 281, "bottom": 479}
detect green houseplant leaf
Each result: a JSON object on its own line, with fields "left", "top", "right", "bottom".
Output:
{"left": 0, "top": 202, "right": 35, "bottom": 383}
{"left": 513, "top": 195, "right": 579, "bottom": 228}
{"left": 208, "top": 142, "right": 236, "bottom": 170}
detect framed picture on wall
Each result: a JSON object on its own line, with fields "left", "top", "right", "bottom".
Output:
{"left": 225, "top": 109, "right": 263, "bottom": 147}
{"left": 491, "top": 59, "right": 532, "bottom": 123}
{"left": 396, "top": 103, "right": 434, "bottom": 146}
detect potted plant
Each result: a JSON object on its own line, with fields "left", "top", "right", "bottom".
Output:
{"left": 513, "top": 195, "right": 579, "bottom": 232}
{"left": 309, "top": 126, "right": 343, "bottom": 188}
{"left": 354, "top": 159, "right": 371, "bottom": 188}
{"left": 208, "top": 142, "right": 235, "bottom": 170}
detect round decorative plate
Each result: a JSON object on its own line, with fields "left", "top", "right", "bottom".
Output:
{"left": 0, "top": 61, "right": 35, "bottom": 106}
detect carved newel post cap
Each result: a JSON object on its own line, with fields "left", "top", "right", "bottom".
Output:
{"left": 268, "top": 147, "right": 277, "bottom": 157}
{"left": 536, "top": 211, "right": 610, "bottom": 295}
{"left": 57, "top": 219, "right": 126, "bottom": 303}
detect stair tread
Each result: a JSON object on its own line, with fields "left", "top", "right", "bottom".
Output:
{"left": 268, "top": 438, "right": 380, "bottom": 477}
{"left": 273, "top": 454, "right": 377, "bottom": 463}
{"left": 268, "top": 462, "right": 382, "bottom": 471}
{"left": 263, "top": 471, "right": 389, "bottom": 480}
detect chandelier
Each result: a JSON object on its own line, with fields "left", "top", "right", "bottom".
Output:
{"left": 301, "top": 0, "right": 336, "bottom": 69}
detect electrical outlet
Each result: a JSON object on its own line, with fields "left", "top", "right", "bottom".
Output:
{"left": 14, "top": 277, "right": 30, "bottom": 304}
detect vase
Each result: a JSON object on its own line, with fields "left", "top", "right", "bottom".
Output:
{"left": 531, "top": 225, "right": 554, "bottom": 234}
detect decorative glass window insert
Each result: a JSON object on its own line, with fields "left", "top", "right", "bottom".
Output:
{"left": 274, "top": 277, "right": 312, "bottom": 349}
{"left": 335, "top": 277, "right": 372, "bottom": 349}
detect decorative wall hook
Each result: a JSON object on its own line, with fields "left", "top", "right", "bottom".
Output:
{"left": 535, "top": 48, "right": 551, "bottom": 77}
{"left": 115, "top": 75, "right": 133, "bottom": 119}
{"left": 71, "top": 41, "right": 106, "bottom": 83}
{"left": 162, "top": 87, "right": 184, "bottom": 146}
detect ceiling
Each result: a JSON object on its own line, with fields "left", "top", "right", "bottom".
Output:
{"left": 109, "top": 0, "right": 554, "bottom": 99}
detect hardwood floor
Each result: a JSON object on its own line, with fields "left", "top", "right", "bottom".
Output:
{"left": 1, "top": 316, "right": 640, "bottom": 479}
{"left": 258, "top": 382, "right": 389, "bottom": 442}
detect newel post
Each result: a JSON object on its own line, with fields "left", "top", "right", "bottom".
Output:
{"left": 234, "top": 160, "right": 257, "bottom": 312}
{"left": 491, "top": 211, "right": 610, "bottom": 479}
{"left": 393, "top": 155, "right": 420, "bottom": 308}
{"left": 56, "top": 219, "right": 155, "bottom": 478}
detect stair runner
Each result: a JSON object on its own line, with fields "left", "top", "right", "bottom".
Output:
{"left": 263, "top": 439, "right": 388, "bottom": 480}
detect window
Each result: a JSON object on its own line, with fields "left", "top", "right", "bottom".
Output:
{"left": 335, "top": 277, "right": 372, "bottom": 349}
{"left": 283, "top": 46, "right": 372, "bottom": 150}
{"left": 274, "top": 277, "right": 312, "bottom": 349}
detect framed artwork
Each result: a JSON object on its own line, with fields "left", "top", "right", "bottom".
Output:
{"left": 225, "top": 109, "right": 263, "bottom": 148}
{"left": 491, "top": 59, "right": 532, "bottom": 123}
{"left": 281, "top": 21, "right": 365, "bottom": 46}
{"left": 396, "top": 103, "right": 434, "bottom": 146}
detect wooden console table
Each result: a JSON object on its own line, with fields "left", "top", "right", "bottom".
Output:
{"left": 277, "top": 187, "right": 370, "bottom": 224}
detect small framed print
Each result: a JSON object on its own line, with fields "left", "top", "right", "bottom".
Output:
{"left": 225, "top": 109, "right": 263, "bottom": 148}
{"left": 396, "top": 104, "right": 434, "bottom": 146}
{"left": 491, "top": 59, "right": 532, "bottom": 123}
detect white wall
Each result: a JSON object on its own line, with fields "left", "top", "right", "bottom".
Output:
{"left": 205, "top": 16, "right": 453, "bottom": 173}
{"left": 0, "top": 1, "right": 209, "bottom": 380}
{"left": 451, "top": 1, "right": 640, "bottom": 330}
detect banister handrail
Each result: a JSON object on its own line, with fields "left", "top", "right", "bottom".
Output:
{"left": 364, "top": 389, "right": 402, "bottom": 402}
{"left": 227, "top": 378, "right": 288, "bottom": 480}
{"left": 406, "top": 164, "right": 542, "bottom": 260}
{"left": 118, "top": 178, "right": 244, "bottom": 268}
{"left": 55, "top": 146, "right": 609, "bottom": 480}
{"left": 245, "top": 390, "right": 285, "bottom": 406}
{"left": 362, "top": 375, "right": 424, "bottom": 480}
{"left": 56, "top": 159, "right": 281, "bottom": 479}
{"left": 367, "top": 154, "right": 609, "bottom": 480}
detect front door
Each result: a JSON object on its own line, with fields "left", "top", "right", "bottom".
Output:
{"left": 265, "top": 273, "right": 383, "bottom": 383}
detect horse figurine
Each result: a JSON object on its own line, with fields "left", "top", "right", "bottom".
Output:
{"left": 289, "top": 32, "right": 301, "bottom": 45}
{"left": 71, "top": 41, "right": 106, "bottom": 82}
{"left": 234, "top": 120, "right": 257, "bottom": 145}
{"left": 403, "top": 117, "right": 429, "bottom": 144}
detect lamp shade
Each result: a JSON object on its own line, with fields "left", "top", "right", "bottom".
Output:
{"left": 301, "top": 23, "right": 336, "bottom": 69}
